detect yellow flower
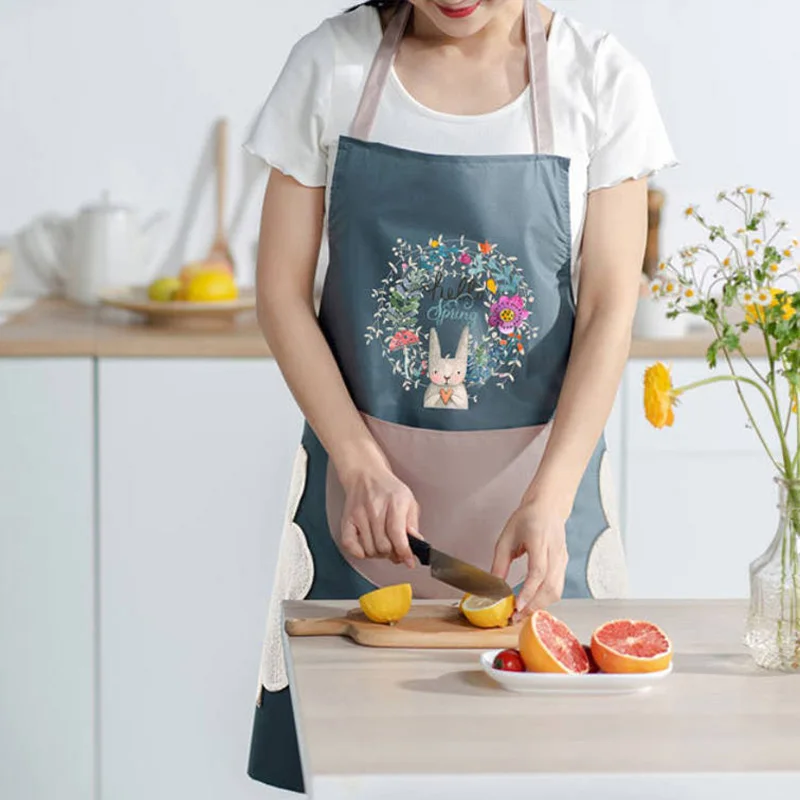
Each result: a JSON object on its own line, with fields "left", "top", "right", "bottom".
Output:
{"left": 784, "top": 249, "right": 794, "bottom": 258}
{"left": 684, "top": 206, "right": 696, "bottom": 217}
{"left": 793, "top": 239, "right": 799, "bottom": 247}
{"left": 644, "top": 362, "right": 677, "bottom": 429}
{"left": 782, "top": 300, "right": 795, "bottom": 321}
{"left": 746, "top": 248, "right": 756, "bottom": 258}
{"left": 723, "top": 257, "right": 732, "bottom": 267}
{"left": 486, "top": 278, "right": 497, "bottom": 294}
{"left": 745, "top": 187, "right": 757, "bottom": 195}
{"left": 753, "top": 238, "right": 763, "bottom": 245}
{"left": 429, "top": 238, "right": 440, "bottom": 248}
{"left": 683, "top": 286, "right": 698, "bottom": 302}
{"left": 744, "top": 287, "right": 782, "bottom": 324}
{"left": 656, "top": 261, "right": 668, "bottom": 273}
{"left": 768, "top": 262, "right": 780, "bottom": 273}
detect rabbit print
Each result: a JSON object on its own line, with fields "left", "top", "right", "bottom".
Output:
{"left": 423, "top": 326, "right": 470, "bottom": 410}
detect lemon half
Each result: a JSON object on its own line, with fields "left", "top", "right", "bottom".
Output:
{"left": 359, "top": 583, "right": 412, "bottom": 624}
{"left": 460, "top": 593, "right": 515, "bottom": 629}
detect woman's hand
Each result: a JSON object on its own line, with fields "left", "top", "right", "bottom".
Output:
{"left": 339, "top": 464, "right": 420, "bottom": 568}
{"left": 491, "top": 498, "right": 569, "bottom": 619}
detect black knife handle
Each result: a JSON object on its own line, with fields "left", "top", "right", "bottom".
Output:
{"left": 407, "top": 533, "right": 431, "bottom": 566}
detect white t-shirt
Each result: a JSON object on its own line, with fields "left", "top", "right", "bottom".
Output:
{"left": 245, "top": 4, "right": 677, "bottom": 279}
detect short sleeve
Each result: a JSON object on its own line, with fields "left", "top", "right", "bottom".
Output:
{"left": 587, "top": 35, "right": 677, "bottom": 192}
{"left": 243, "top": 21, "right": 334, "bottom": 187}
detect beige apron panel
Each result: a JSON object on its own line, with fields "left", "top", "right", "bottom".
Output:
{"left": 257, "top": 445, "right": 314, "bottom": 699}
{"left": 327, "top": 413, "right": 553, "bottom": 598}
{"left": 586, "top": 450, "right": 629, "bottom": 598}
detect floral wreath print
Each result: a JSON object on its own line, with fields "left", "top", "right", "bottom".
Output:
{"left": 364, "top": 235, "right": 539, "bottom": 403}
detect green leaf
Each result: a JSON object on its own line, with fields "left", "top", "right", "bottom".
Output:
{"left": 722, "top": 282, "right": 738, "bottom": 306}
{"left": 721, "top": 331, "right": 741, "bottom": 351}
{"left": 707, "top": 339, "right": 720, "bottom": 369}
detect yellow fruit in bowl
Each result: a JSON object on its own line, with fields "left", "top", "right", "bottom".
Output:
{"left": 185, "top": 270, "right": 238, "bottom": 303}
{"left": 460, "top": 593, "right": 515, "bottom": 629}
{"left": 358, "top": 583, "right": 412, "bottom": 625}
{"left": 147, "top": 277, "right": 182, "bottom": 302}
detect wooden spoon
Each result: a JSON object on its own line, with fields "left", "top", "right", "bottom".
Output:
{"left": 206, "top": 117, "right": 235, "bottom": 272}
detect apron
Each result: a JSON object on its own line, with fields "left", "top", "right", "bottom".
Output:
{"left": 249, "top": 2, "right": 628, "bottom": 793}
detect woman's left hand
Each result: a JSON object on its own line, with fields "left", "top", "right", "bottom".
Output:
{"left": 491, "top": 498, "right": 569, "bottom": 620}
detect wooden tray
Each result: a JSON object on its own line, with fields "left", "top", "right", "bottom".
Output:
{"left": 285, "top": 603, "right": 521, "bottom": 648}
{"left": 99, "top": 285, "right": 255, "bottom": 327}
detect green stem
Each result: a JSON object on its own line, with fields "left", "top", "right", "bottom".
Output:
{"left": 678, "top": 370, "right": 783, "bottom": 472}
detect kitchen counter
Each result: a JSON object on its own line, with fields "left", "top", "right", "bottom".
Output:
{"left": 284, "top": 598, "right": 799, "bottom": 800}
{"left": 0, "top": 298, "right": 769, "bottom": 359}
{"left": 0, "top": 298, "right": 271, "bottom": 357}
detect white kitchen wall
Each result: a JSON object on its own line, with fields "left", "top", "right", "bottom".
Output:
{"left": 2, "top": 0, "right": 799, "bottom": 287}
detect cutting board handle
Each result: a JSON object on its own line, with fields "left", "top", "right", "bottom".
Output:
{"left": 285, "top": 616, "right": 350, "bottom": 637}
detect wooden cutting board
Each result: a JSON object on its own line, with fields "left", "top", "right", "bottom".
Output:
{"left": 285, "top": 603, "right": 521, "bottom": 648}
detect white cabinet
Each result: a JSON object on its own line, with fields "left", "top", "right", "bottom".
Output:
{"left": 0, "top": 359, "right": 95, "bottom": 800}
{"left": 623, "top": 358, "right": 777, "bottom": 599}
{"left": 97, "top": 359, "right": 302, "bottom": 800}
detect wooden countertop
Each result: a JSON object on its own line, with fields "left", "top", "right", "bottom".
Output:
{"left": 284, "top": 598, "right": 798, "bottom": 800}
{"left": 0, "top": 298, "right": 271, "bottom": 358}
{"left": 0, "top": 298, "right": 768, "bottom": 359}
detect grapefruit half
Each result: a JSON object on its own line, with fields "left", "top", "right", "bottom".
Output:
{"left": 518, "top": 610, "right": 590, "bottom": 674}
{"left": 590, "top": 619, "right": 672, "bottom": 673}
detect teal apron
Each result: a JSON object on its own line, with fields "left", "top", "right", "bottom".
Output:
{"left": 249, "top": 2, "right": 625, "bottom": 793}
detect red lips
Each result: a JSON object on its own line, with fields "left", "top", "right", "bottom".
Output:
{"left": 435, "top": 2, "right": 482, "bottom": 19}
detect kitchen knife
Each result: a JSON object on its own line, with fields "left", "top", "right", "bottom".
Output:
{"left": 406, "top": 533, "right": 513, "bottom": 601}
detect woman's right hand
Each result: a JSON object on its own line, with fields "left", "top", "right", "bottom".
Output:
{"left": 339, "top": 464, "right": 421, "bottom": 569}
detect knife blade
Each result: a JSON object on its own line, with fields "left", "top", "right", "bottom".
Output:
{"left": 406, "top": 533, "right": 513, "bottom": 601}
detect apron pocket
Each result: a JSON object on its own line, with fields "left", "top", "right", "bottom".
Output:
{"left": 326, "top": 413, "right": 553, "bottom": 598}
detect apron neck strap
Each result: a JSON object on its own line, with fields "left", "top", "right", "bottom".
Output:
{"left": 349, "top": 0, "right": 554, "bottom": 154}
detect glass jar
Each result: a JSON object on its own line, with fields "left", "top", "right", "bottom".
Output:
{"left": 744, "top": 477, "right": 800, "bottom": 671}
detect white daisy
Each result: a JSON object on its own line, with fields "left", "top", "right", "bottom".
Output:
{"left": 682, "top": 285, "right": 700, "bottom": 303}
{"left": 662, "top": 278, "right": 681, "bottom": 297}
{"left": 755, "top": 288, "right": 772, "bottom": 305}
{"left": 738, "top": 287, "right": 756, "bottom": 305}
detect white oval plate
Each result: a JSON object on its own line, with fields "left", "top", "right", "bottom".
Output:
{"left": 480, "top": 649, "right": 673, "bottom": 694}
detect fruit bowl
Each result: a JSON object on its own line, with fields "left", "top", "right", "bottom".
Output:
{"left": 98, "top": 285, "right": 256, "bottom": 327}
{"left": 479, "top": 649, "right": 673, "bottom": 695}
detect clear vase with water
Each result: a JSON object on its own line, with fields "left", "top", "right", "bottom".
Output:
{"left": 744, "top": 477, "right": 800, "bottom": 671}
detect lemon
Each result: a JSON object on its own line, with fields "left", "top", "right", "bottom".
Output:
{"left": 359, "top": 583, "right": 412, "bottom": 625}
{"left": 460, "top": 593, "right": 515, "bottom": 629}
{"left": 185, "top": 270, "right": 238, "bottom": 302}
{"left": 147, "top": 277, "right": 181, "bottom": 302}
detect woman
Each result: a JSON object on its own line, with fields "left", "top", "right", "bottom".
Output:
{"left": 245, "top": 0, "right": 676, "bottom": 793}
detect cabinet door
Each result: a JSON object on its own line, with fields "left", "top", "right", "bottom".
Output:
{"left": 98, "top": 359, "right": 302, "bottom": 800}
{"left": 0, "top": 358, "right": 95, "bottom": 800}
{"left": 624, "top": 358, "right": 777, "bottom": 599}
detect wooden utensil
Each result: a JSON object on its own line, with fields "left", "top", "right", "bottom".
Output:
{"left": 206, "top": 118, "right": 235, "bottom": 271}
{"left": 285, "top": 603, "right": 521, "bottom": 648}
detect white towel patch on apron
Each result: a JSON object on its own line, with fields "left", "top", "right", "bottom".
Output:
{"left": 586, "top": 451, "right": 629, "bottom": 599}
{"left": 257, "top": 444, "right": 314, "bottom": 699}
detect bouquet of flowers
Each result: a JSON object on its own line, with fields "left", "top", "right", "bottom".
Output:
{"left": 644, "top": 187, "right": 800, "bottom": 671}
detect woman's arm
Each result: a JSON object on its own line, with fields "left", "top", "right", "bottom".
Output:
{"left": 492, "top": 177, "right": 647, "bottom": 615}
{"left": 256, "top": 169, "right": 418, "bottom": 567}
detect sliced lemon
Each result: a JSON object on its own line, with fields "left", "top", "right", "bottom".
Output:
{"left": 359, "top": 583, "right": 412, "bottom": 625}
{"left": 460, "top": 593, "right": 515, "bottom": 629}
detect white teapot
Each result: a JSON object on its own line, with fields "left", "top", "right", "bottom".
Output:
{"left": 17, "top": 193, "right": 168, "bottom": 305}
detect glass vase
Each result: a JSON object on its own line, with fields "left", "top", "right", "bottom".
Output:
{"left": 744, "top": 477, "right": 800, "bottom": 671}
